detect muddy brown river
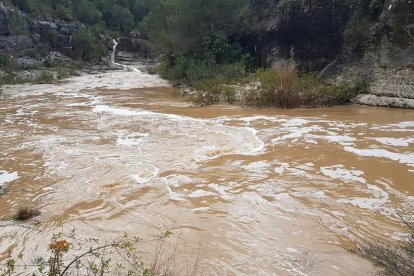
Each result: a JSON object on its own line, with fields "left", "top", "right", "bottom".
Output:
{"left": 0, "top": 70, "right": 413, "bottom": 275}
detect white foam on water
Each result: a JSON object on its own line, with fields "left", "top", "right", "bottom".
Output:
{"left": 371, "top": 137, "right": 414, "bottom": 147}
{"left": 367, "top": 184, "right": 389, "bottom": 199}
{"left": 188, "top": 190, "right": 216, "bottom": 198}
{"left": 293, "top": 190, "right": 327, "bottom": 199}
{"left": 129, "top": 163, "right": 159, "bottom": 184}
{"left": 295, "top": 163, "right": 315, "bottom": 171}
{"left": 271, "top": 125, "right": 326, "bottom": 145}
{"left": 207, "top": 183, "right": 234, "bottom": 201}
{"left": 93, "top": 105, "right": 150, "bottom": 117}
{"left": 0, "top": 171, "right": 19, "bottom": 186}
{"left": 166, "top": 186, "right": 186, "bottom": 201}
{"left": 306, "top": 134, "right": 356, "bottom": 146}
{"left": 274, "top": 163, "right": 290, "bottom": 175}
{"left": 93, "top": 104, "right": 190, "bottom": 122}
{"left": 244, "top": 127, "right": 265, "bottom": 152}
{"left": 338, "top": 197, "right": 389, "bottom": 210}
{"left": 396, "top": 121, "right": 414, "bottom": 128}
{"left": 242, "top": 161, "right": 272, "bottom": 174}
{"left": 116, "top": 132, "right": 149, "bottom": 147}
{"left": 344, "top": 146, "right": 414, "bottom": 166}
{"left": 244, "top": 192, "right": 273, "bottom": 206}
{"left": 282, "top": 118, "right": 309, "bottom": 127}
{"left": 320, "top": 165, "right": 366, "bottom": 184}
{"left": 163, "top": 174, "right": 193, "bottom": 188}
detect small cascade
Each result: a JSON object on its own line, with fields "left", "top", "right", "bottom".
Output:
{"left": 110, "top": 39, "right": 140, "bottom": 72}
{"left": 111, "top": 39, "right": 118, "bottom": 64}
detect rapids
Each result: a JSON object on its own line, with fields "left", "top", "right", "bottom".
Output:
{"left": 0, "top": 68, "right": 413, "bottom": 275}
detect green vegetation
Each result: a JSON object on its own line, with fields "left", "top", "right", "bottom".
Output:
{"left": 355, "top": 215, "right": 414, "bottom": 276}
{"left": 189, "top": 68, "right": 369, "bottom": 108}
{"left": 72, "top": 30, "right": 107, "bottom": 61}
{"left": 0, "top": 227, "right": 205, "bottom": 275}
{"left": 156, "top": 35, "right": 250, "bottom": 86}
{"left": 7, "top": 0, "right": 149, "bottom": 35}
{"left": 5, "top": 0, "right": 409, "bottom": 105}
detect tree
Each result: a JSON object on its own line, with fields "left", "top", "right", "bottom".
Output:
{"left": 72, "top": 30, "right": 102, "bottom": 61}
{"left": 141, "top": 0, "right": 247, "bottom": 52}
{"left": 109, "top": 4, "right": 134, "bottom": 33}
{"left": 73, "top": 0, "right": 102, "bottom": 25}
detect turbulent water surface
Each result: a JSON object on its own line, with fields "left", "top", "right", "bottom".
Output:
{"left": 0, "top": 69, "right": 413, "bottom": 275}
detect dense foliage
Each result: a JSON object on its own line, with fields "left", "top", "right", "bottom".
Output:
{"left": 7, "top": 0, "right": 150, "bottom": 35}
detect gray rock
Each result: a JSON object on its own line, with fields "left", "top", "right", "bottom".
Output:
{"left": 0, "top": 1, "right": 84, "bottom": 59}
{"left": 0, "top": 186, "right": 5, "bottom": 195}
{"left": 117, "top": 37, "right": 153, "bottom": 59}
{"left": 44, "top": 51, "right": 71, "bottom": 65}
{"left": 16, "top": 57, "right": 43, "bottom": 67}
{"left": 0, "top": 2, "right": 10, "bottom": 35}
{"left": 353, "top": 94, "right": 414, "bottom": 109}
{"left": 0, "top": 34, "right": 34, "bottom": 53}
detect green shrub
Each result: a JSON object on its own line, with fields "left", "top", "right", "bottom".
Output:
{"left": 355, "top": 215, "right": 414, "bottom": 276}
{"left": 244, "top": 68, "right": 301, "bottom": 108}
{"left": 191, "top": 77, "right": 226, "bottom": 105}
{"left": 243, "top": 68, "right": 369, "bottom": 108}
{"left": 72, "top": 30, "right": 108, "bottom": 62}
{"left": 34, "top": 71, "right": 55, "bottom": 84}
{"left": 0, "top": 74, "right": 25, "bottom": 85}
{"left": 0, "top": 53, "right": 11, "bottom": 68}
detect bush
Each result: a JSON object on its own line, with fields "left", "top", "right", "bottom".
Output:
{"left": 157, "top": 36, "right": 249, "bottom": 85}
{"left": 0, "top": 229, "right": 207, "bottom": 275}
{"left": 14, "top": 206, "right": 40, "bottom": 221}
{"left": 355, "top": 215, "right": 414, "bottom": 276}
{"left": 242, "top": 68, "right": 369, "bottom": 108}
{"left": 191, "top": 77, "right": 237, "bottom": 105}
{"left": 0, "top": 53, "right": 11, "bottom": 68}
{"left": 34, "top": 71, "right": 55, "bottom": 84}
{"left": 244, "top": 68, "right": 301, "bottom": 108}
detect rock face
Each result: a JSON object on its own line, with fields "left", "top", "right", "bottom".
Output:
{"left": 241, "top": 0, "right": 350, "bottom": 71}
{"left": 116, "top": 31, "right": 154, "bottom": 60}
{"left": 0, "top": 1, "right": 83, "bottom": 62}
{"left": 242, "top": 0, "right": 413, "bottom": 73}
{"left": 353, "top": 68, "right": 414, "bottom": 108}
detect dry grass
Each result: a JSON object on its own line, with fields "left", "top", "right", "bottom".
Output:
{"left": 14, "top": 206, "right": 40, "bottom": 221}
{"left": 243, "top": 67, "right": 301, "bottom": 107}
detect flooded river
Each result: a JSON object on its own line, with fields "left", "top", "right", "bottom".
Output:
{"left": 0, "top": 69, "right": 413, "bottom": 275}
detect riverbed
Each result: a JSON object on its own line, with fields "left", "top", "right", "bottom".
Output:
{"left": 1, "top": 69, "right": 413, "bottom": 275}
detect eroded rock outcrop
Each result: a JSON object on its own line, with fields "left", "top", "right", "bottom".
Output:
{"left": 0, "top": 1, "right": 83, "bottom": 63}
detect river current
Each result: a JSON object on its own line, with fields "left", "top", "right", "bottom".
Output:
{"left": 0, "top": 69, "right": 413, "bottom": 275}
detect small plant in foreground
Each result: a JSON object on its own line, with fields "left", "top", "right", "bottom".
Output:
{"left": 14, "top": 206, "right": 40, "bottom": 221}
{"left": 1, "top": 227, "right": 208, "bottom": 276}
{"left": 354, "top": 214, "right": 414, "bottom": 276}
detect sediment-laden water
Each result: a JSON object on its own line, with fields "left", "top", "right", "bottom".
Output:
{"left": 0, "top": 69, "right": 413, "bottom": 275}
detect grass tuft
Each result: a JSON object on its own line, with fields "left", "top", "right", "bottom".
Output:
{"left": 14, "top": 206, "right": 41, "bottom": 221}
